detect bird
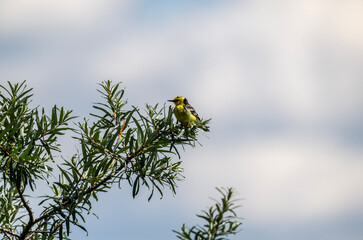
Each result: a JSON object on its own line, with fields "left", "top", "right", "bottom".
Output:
{"left": 168, "top": 96, "right": 200, "bottom": 125}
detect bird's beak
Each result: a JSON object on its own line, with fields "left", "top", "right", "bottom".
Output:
{"left": 167, "top": 100, "right": 174, "bottom": 102}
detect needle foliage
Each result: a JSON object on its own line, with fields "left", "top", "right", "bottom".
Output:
{"left": 174, "top": 187, "right": 242, "bottom": 240}
{"left": 0, "top": 80, "right": 211, "bottom": 240}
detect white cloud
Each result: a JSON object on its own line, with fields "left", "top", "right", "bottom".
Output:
{"left": 297, "top": 0, "right": 363, "bottom": 48}
{"left": 95, "top": 33, "right": 188, "bottom": 82}
{"left": 92, "top": 0, "right": 363, "bottom": 125}
{"left": 0, "top": 0, "right": 133, "bottom": 33}
{"left": 182, "top": 135, "right": 363, "bottom": 224}
{"left": 2, "top": 0, "right": 362, "bottom": 122}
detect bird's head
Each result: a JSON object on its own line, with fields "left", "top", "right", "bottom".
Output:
{"left": 168, "top": 96, "right": 185, "bottom": 105}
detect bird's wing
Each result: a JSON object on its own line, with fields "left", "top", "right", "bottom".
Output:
{"left": 184, "top": 98, "right": 200, "bottom": 120}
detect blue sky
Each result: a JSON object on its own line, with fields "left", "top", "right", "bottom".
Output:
{"left": 1, "top": 0, "right": 363, "bottom": 239}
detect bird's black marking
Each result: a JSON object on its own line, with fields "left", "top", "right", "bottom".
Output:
{"left": 183, "top": 98, "right": 200, "bottom": 120}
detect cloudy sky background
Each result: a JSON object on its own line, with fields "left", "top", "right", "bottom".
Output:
{"left": 1, "top": 0, "right": 363, "bottom": 239}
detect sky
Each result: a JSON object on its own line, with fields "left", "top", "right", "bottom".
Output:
{"left": 1, "top": 0, "right": 363, "bottom": 239}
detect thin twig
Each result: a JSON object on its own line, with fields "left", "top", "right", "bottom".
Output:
{"left": 1, "top": 230, "right": 13, "bottom": 240}
{"left": 24, "top": 220, "right": 49, "bottom": 240}
{"left": 25, "top": 227, "right": 50, "bottom": 240}
{"left": 16, "top": 186, "right": 34, "bottom": 240}
{"left": 0, "top": 226, "right": 19, "bottom": 238}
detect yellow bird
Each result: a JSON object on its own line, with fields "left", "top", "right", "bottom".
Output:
{"left": 168, "top": 96, "right": 200, "bottom": 125}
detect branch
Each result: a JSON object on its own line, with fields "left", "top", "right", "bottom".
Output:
{"left": 33, "top": 122, "right": 175, "bottom": 232}
{"left": 33, "top": 161, "right": 127, "bottom": 226}
{"left": 0, "top": 226, "right": 19, "bottom": 239}
{"left": 16, "top": 185, "right": 34, "bottom": 240}
{"left": 25, "top": 225, "right": 51, "bottom": 240}
{"left": 3, "top": 232, "right": 12, "bottom": 240}
{"left": 81, "top": 126, "right": 175, "bottom": 196}
{"left": 33, "top": 138, "right": 143, "bottom": 226}
{"left": 33, "top": 209, "right": 57, "bottom": 226}
{"left": 17, "top": 190, "right": 34, "bottom": 223}
{"left": 83, "top": 174, "right": 113, "bottom": 196}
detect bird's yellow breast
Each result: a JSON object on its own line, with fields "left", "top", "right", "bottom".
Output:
{"left": 174, "top": 105, "right": 197, "bottom": 124}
